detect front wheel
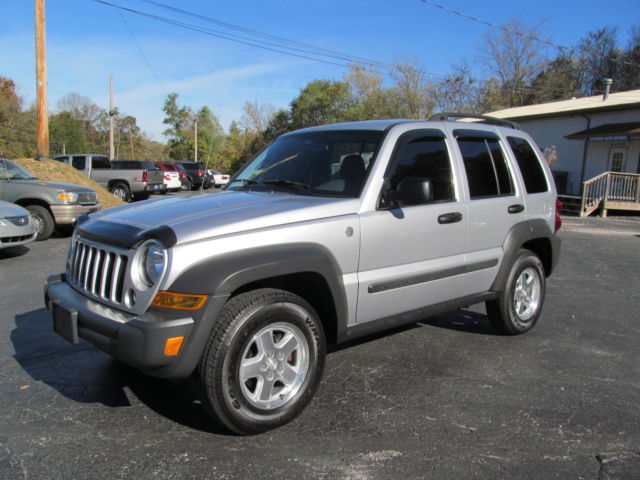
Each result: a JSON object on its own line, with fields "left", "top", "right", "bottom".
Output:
{"left": 26, "top": 205, "right": 54, "bottom": 241}
{"left": 486, "top": 249, "right": 546, "bottom": 335}
{"left": 198, "top": 289, "right": 326, "bottom": 435}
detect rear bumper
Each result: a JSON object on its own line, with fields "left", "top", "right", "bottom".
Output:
{"left": 51, "top": 204, "right": 101, "bottom": 225}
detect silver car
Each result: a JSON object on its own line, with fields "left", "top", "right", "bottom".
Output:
{"left": 0, "top": 201, "right": 36, "bottom": 249}
{"left": 46, "top": 115, "right": 561, "bottom": 435}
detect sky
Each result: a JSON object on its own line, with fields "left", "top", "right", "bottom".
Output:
{"left": 1, "top": 0, "right": 639, "bottom": 144}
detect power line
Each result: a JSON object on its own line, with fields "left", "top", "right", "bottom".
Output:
{"left": 98, "top": 0, "right": 590, "bottom": 99}
{"left": 93, "top": 0, "right": 451, "bottom": 80}
{"left": 139, "top": 0, "right": 391, "bottom": 71}
{"left": 112, "top": 0, "right": 167, "bottom": 93}
{"left": 418, "top": 0, "right": 640, "bottom": 69}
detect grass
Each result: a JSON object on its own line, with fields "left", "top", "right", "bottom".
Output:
{"left": 13, "top": 158, "right": 125, "bottom": 210}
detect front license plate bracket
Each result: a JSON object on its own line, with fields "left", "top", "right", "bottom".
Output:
{"left": 52, "top": 301, "right": 79, "bottom": 345}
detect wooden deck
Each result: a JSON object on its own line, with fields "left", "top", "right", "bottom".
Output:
{"left": 575, "top": 172, "right": 640, "bottom": 217}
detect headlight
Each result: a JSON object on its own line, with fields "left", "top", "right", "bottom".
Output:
{"left": 140, "top": 241, "right": 166, "bottom": 287}
{"left": 57, "top": 191, "right": 79, "bottom": 203}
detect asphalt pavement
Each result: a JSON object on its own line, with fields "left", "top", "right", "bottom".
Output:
{"left": 1, "top": 216, "right": 639, "bottom": 479}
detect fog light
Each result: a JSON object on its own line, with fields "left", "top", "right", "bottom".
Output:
{"left": 164, "top": 336, "right": 184, "bottom": 356}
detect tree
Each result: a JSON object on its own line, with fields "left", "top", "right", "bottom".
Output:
{"left": 478, "top": 17, "right": 547, "bottom": 108}
{"left": 162, "top": 93, "right": 194, "bottom": 160}
{"left": 49, "top": 112, "right": 87, "bottom": 154}
{"left": 391, "top": 60, "right": 433, "bottom": 118}
{"left": 575, "top": 27, "right": 621, "bottom": 94}
{"left": 342, "top": 62, "right": 396, "bottom": 120}
{"left": 617, "top": 26, "right": 640, "bottom": 91}
{"left": 241, "top": 100, "right": 275, "bottom": 133}
{"left": 430, "top": 62, "right": 478, "bottom": 113}
{"left": 525, "top": 54, "right": 581, "bottom": 104}
{"left": 218, "top": 121, "right": 257, "bottom": 174}
{"left": 290, "top": 80, "right": 350, "bottom": 129}
{"left": 0, "top": 76, "right": 36, "bottom": 158}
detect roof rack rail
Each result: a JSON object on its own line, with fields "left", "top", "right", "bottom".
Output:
{"left": 429, "top": 112, "right": 521, "bottom": 130}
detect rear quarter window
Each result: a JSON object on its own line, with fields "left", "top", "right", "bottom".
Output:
{"left": 507, "top": 137, "right": 549, "bottom": 194}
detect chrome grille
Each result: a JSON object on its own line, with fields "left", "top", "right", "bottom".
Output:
{"left": 77, "top": 192, "right": 98, "bottom": 204}
{"left": 67, "top": 237, "right": 128, "bottom": 305}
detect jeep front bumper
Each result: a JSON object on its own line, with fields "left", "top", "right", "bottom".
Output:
{"left": 44, "top": 272, "right": 227, "bottom": 378}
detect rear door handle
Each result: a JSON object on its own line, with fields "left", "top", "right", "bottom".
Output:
{"left": 508, "top": 204, "right": 525, "bottom": 214}
{"left": 438, "top": 212, "right": 463, "bottom": 224}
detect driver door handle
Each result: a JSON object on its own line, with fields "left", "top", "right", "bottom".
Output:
{"left": 438, "top": 212, "right": 463, "bottom": 224}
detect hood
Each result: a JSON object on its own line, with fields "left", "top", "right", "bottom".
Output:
{"left": 9, "top": 179, "right": 95, "bottom": 192}
{"left": 83, "top": 191, "right": 359, "bottom": 245}
{"left": 0, "top": 201, "right": 29, "bottom": 218}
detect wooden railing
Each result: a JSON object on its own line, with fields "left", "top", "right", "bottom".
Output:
{"left": 580, "top": 172, "right": 640, "bottom": 217}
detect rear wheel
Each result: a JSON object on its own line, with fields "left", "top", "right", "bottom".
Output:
{"left": 109, "top": 182, "right": 131, "bottom": 203}
{"left": 486, "top": 249, "right": 546, "bottom": 335}
{"left": 198, "top": 288, "right": 326, "bottom": 435}
{"left": 26, "top": 205, "right": 54, "bottom": 241}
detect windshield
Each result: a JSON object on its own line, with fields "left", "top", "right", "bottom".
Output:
{"left": 228, "top": 130, "right": 383, "bottom": 197}
{"left": 0, "top": 159, "right": 37, "bottom": 180}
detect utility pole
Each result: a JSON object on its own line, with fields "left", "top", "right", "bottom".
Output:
{"left": 194, "top": 117, "right": 198, "bottom": 162}
{"left": 109, "top": 75, "right": 115, "bottom": 160}
{"left": 35, "top": 0, "right": 49, "bottom": 160}
{"left": 128, "top": 120, "right": 135, "bottom": 159}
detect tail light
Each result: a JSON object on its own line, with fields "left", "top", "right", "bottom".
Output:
{"left": 164, "top": 174, "right": 170, "bottom": 181}
{"left": 142, "top": 170, "right": 148, "bottom": 183}
{"left": 554, "top": 199, "right": 562, "bottom": 232}
{"left": 197, "top": 171, "right": 203, "bottom": 177}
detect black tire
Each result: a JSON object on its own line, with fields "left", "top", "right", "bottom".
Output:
{"left": 26, "top": 205, "right": 55, "bottom": 241}
{"left": 109, "top": 182, "right": 131, "bottom": 203}
{"left": 135, "top": 192, "right": 150, "bottom": 201}
{"left": 198, "top": 288, "right": 326, "bottom": 435}
{"left": 181, "top": 180, "right": 191, "bottom": 191}
{"left": 486, "top": 249, "right": 546, "bottom": 335}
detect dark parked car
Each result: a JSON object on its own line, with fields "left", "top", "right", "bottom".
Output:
{"left": 179, "top": 162, "right": 210, "bottom": 190}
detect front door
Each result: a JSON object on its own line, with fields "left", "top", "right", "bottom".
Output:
{"left": 609, "top": 147, "right": 627, "bottom": 172}
{"left": 357, "top": 131, "right": 467, "bottom": 324}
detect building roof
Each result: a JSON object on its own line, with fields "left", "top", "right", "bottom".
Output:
{"left": 565, "top": 121, "right": 640, "bottom": 140}
{"left": 485, "top": 89, "right": 640, "bottom": 121}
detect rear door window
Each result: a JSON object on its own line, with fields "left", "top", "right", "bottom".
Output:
{"left": 455, "top": 134, "right": 514, "bottom": 199}
{"left": 507, "top": 137, "right": 549, "bottom": 194}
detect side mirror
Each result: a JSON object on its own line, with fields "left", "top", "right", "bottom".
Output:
{"left": 393, "top": 178, "right": 433, "bottom": 206}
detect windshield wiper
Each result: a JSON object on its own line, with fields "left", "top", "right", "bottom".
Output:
{"left": 235, "top": 178, "right": 258, "bottom": 185}
{"left": 258, "top": 179, "right": 309, "bottom": 190}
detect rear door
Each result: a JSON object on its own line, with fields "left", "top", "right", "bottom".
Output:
{"left": 357, "top": 129, "right": 468, "bottom": 323}
{"left": 450, "top": 128, "right": 525, "bottom": 296}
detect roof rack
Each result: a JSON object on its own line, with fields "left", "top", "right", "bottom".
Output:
{"left": 429, "top": 112, "right": 521, "bottom": 130}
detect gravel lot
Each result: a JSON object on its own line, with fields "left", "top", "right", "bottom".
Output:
{"left": 1, "top": 215, "right": 639, "bottom": 479}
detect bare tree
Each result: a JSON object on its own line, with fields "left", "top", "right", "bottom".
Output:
{"left": 478, "top": 16, "right": 547, "bottom": 108}
{"left": 241, "top": 100, "right": 276, "bottom": 133}
{"left": 390, "top": 60, "right": 433, "bottom": 118}
{"left": 430, "top": 61, "right": 478, "bottom": 113}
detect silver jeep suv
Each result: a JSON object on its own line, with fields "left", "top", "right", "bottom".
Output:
{"left": 46, "top": 114, "right": 561, "bottom": 434}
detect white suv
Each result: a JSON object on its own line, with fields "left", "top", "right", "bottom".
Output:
{"left": 46, "top": 114, "right": 561, "bottom": 434}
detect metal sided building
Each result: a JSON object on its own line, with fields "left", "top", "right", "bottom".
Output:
{"left": 485, "top": 89, "right": 640, "bottom": 197}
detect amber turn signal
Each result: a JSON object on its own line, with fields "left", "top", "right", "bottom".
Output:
{"left": 151, "top": 291, "right": 207, "bottom": 310}
{"left": 164, "top": 336, "right": 184, "bottom": 356}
